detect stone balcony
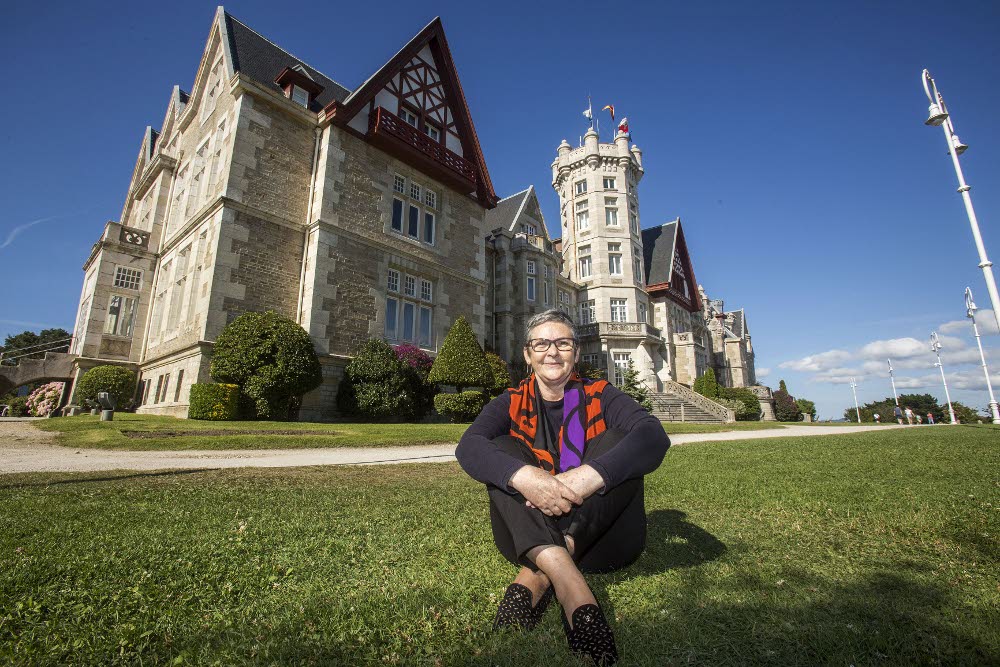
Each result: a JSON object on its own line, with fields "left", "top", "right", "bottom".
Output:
{"left": 511, "top": 233, "right": 554, "bottom": 253}
{"left": 578, "top": 321, "right": 662, "bottom": 342}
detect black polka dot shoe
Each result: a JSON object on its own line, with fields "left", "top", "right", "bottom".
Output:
{"left": 492, "top": 583, "right": 554, "bottom": 631}
{"left": 562, "top": 603, "right": 618, "bottom": 665}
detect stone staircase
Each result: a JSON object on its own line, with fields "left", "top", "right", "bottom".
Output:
{"left": 644, "top": 380, "right": 736, "bottom": 424}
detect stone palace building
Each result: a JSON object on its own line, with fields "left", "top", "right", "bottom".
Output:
{"left": 68, "top": 8, "right": 764, "bottom": 421}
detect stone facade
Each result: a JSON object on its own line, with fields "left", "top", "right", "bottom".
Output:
{"left": 67, "top": 10, "right": 762, "bottom": 420}
{"left": 68, "top": 10, "right": 495, "bottom": 419}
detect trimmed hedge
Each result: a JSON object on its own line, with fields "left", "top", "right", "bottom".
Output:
{"left": 692, "top": 368, "right": 720, "bottom": 399}
{"left": 75, "top": 365, "right": 137, "bottom": 410}
{"left": 428, "top": 316, "right": 489, "bottom": 390}
{"left": 434, "top": 391, "right": 488, "bottom": 423}
{"left": 188, "top": 383, "right": 240, "bottom": 421}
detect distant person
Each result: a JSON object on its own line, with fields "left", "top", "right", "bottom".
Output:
{"left": 873, "top": 413, "right": 880, "bottom": 424}
{"left": 927, "top": 412, "right": 935, "bottom": 425}
{"left": 894, "top": 405, "right": 903, "bottom": 424}
{"left": 916, "top": 414, "right": 923, "bottom": 425}
{"left": 904, "top": 406, "right": 914, "bottom": 425}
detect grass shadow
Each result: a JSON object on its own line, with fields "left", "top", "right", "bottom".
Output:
{"left": 0, "top": 468, "right": 217, "bottom": 490}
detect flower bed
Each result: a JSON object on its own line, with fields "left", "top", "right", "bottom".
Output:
{"left": 26, "top": 382, "right": 64, "bottom": 417}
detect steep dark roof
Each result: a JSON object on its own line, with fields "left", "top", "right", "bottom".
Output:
{"left": 224, "top": 13, "right": 352, "bottom": 111}
{"left": 641, "top": 220, "right": 678, "bottom": 285}
{"left": 484, "top": 188, "right": 530, "bottom": 232}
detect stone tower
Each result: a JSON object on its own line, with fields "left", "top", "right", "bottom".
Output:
{"left": 552, "top": 125, "right": 661, "bottom": 385}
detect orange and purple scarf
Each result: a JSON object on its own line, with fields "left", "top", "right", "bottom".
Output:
{"left": 507, "top": 373, "right": 609, "bottom": 474}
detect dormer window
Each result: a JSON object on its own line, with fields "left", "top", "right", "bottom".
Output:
{"left": 274, "top": 66, "right": 323, "bottom": 110}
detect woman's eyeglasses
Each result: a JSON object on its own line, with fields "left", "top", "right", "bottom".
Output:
{"left": 526, "top": 338, "right": 577, "bottom": 352}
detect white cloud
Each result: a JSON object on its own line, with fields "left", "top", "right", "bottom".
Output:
{"left": 778, "top": 349, "right": 851, "bottom": 372}
{"left": 756, "top": 367, "right": 771, "bottom": 378}
{"left": 858, "top": 337, "right": 926, "bottom": 360}
{"left": 939, "top": 309, "right": 999, "bottom": 336}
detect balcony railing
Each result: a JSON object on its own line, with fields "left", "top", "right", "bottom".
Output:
{"left": 368, "top": 106, "right": 477, "bottom": 193}
{"left": 577, "top": 321, "right": 662, "bottom": 340}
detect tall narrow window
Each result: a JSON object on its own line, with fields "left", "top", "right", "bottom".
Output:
{"left": 423, "top": 211, "right": 435, "bottom": 244}
{"left": 408, "top": 204, "right": 419, "bottom": 238}
{"left": 611, "top": 298, "right": 628, "bottom": 322}
{"left": 402, "top": 302, "right": 416, "bottom": 341}
{"left": 174, "top": 369, "right": 185, "bottom": 402}
{"left": 418, "top": 306, "right": 432, "bottom": 347}
{"left": 579, "top": 300, "right": 596, "bottom": 325}
{"left": 575, "top": 180, "right": 587, "bottom": 195}
{"left": 638, "top": 302, "right": 648, "bottom": 324}
{"left": 608, "top": 243, "right": 623, "bottom": 275}
{"left": 576, "top": 201, "right": 589, "bottom": 230}
{"left": 387, "top": 269, "right": 400, "bottom": 293}
{"left": 605, "top": 198, "right": 619, "bottom": 226}
{"left": 385, "top": 297, "right": 399, "bottom": 339}
{"left": 613, "top": 353, "right": 631, "bottom": 387}
{"left": 391, "top": 198, "right": 404, "bottom": 232}
{"left": 404, "top": 275, "right": 416, "bottom": 297}
{"left": 104, "top": 295, "right": 137, "bottom": 337}
{"left": 393, "top": 174, "right": 406, "bottom": 194}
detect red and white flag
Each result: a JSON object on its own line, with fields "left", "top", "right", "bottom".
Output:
{"left": 617, "top": 117, "right": 630, "bottom": 137}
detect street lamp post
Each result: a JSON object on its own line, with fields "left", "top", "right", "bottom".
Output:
{"left": 887, "top": 359, "right": 899, "bottom": 406}
{"left": 965, "top": 287, "right": 1000, "bottom": 424}
{"left": 849, "top": 377, "right": 861, "bottom": 423}
{"left": 930, "top": 332, "right": 957, "bottom": 424}
{"left": 922, "top": 70, "right": 1000, "bottom": 335}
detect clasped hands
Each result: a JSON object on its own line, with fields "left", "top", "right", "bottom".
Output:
{"left": 508, "top": 464, "right": 605, "bottom": 516}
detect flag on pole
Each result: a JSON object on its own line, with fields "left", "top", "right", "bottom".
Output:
{"left": 617, "top": 117, "right": 630, "bottom": 138}
{"left": 602, "top": 104, "right": 615, "bottom": 124}
{"left": 583, "top": 105, "right": 592, "bottom": 121}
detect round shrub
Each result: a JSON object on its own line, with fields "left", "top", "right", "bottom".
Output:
{"left": 428, "top": 316, "right": 489, "bottom": 390}
{"left": 76, "top": 365, "right": 137, "bottom": 410}
{"left": 188, "top": 383, "right": 240, "bottom": 421}
{"left": 337, "top": 339, "right": 415, "bottom": 420}
{"left": 210, "top": 311, "right": 322, "bottom": 420}
{"left": 434, "top": 390, "right": 488, "bottom": 423}
{"left": 26, "top": 382, "right": 64, "bottom": 417}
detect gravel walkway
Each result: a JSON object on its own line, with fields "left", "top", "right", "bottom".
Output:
{"left": 0, "top": 420, "right": 906, "bottom": 474}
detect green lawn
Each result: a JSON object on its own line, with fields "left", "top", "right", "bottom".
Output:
{"left": 34, "top": 415, "right": 787, "bottom": 450}
{"left": 2, "top": 426, "right": 997, "bottom": 665}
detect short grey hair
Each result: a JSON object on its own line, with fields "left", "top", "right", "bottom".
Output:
{"left": 524, "top": 309, "right": 577, "bottom": 344}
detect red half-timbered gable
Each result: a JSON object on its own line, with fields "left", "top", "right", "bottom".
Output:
{"left": 325, "top": 18, "right": 497, "bottom": 209}
{"left": 645, "top": 221, "right": 701, "bottom": 312}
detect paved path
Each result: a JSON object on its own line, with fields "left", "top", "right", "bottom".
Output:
{"left": 0, "top": 421, "right": 907, "bottom": 474}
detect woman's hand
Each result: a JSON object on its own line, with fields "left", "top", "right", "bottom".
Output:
{"left": 554, "top": 465, "right": 605, "bottom": 501}
{"left": 509, "top": 466, "right": 583, "bottom": 516}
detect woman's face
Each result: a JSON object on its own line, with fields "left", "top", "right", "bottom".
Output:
{"left": 523, "top": 321, "right": 579, "bottom": 389}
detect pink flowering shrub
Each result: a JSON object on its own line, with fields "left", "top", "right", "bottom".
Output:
{"left": 26, "top": 382, "right": 64, "bottom": 417}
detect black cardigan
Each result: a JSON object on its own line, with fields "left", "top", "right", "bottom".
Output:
{"left": 455, "top": 383, "right": 670, "bottom": 494}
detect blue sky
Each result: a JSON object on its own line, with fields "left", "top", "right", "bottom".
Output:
{"left": 2, "top": 0, "right": 999, "bottom": 419}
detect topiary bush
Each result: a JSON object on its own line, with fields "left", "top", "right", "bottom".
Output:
{"left": 26, "top": 382, "right": 64, "bottom": 417}
{"left": 434, "top": 391, "right": 488, "bottom": 423}
{"left": 485, "top": 352, "right": 511, "bottom": 397}
{"left": 428, "top": 316, "right": 489, "bottom": 391}
{"left": 338, "top": 339, "right": 415, "bottom": 420}
{"left": 773, "top": 379, "right": 802, "bottom": 422}
{"left": 720, "top": 387, "right": 762, "bottom": 421}
{"left": 75, "top": 365, "right": 137, "bottom": 410}
{"left": 210, "top": 311, "right": 322, "bottom": 420}
{"left": 188, "top": 383, "right": 240, "bottom": 420}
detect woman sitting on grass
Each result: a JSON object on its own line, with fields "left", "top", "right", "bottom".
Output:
{"left": 456, "top": 309, "right": 671, "bottom": 665}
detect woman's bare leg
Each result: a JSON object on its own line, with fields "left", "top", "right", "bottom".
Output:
{"left": 526, "top": 544, "right": 597, "bottom": 627}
